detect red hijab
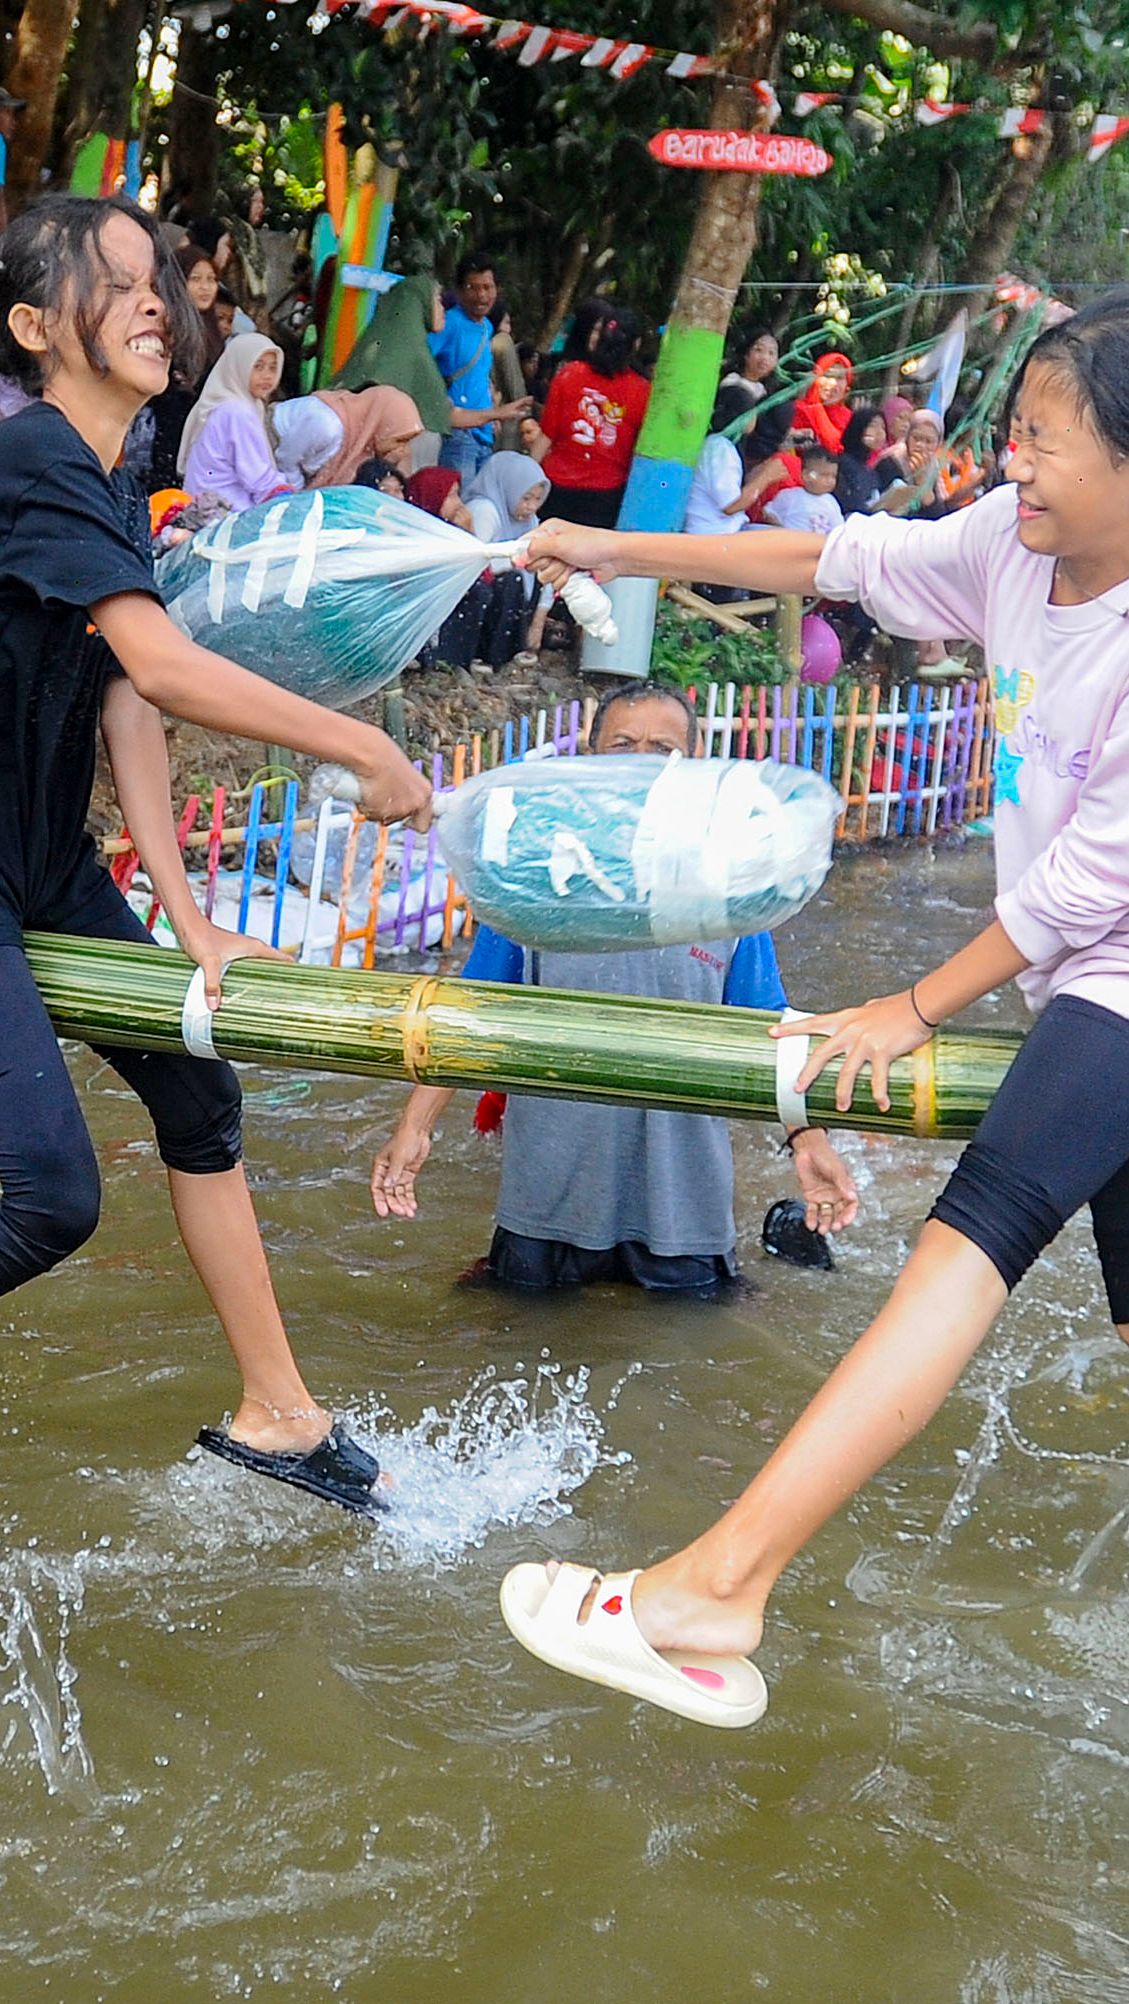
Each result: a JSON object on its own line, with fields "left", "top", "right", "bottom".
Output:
{"left": 793, "top": 350, "right": 854, "bottom": 453}
{"left": 405, "top": 466, "right": 461, "bottom": 517}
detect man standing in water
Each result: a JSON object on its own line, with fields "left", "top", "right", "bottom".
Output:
{"left": 372, "top": 682, "right": 857, "bottom": 1293}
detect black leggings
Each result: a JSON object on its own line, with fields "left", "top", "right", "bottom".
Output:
{"left": 931, "top": 994, "right": 1129, "bottom": 1321}
{"left": 0, "top": 870, "right": 242, "bottom": 1295}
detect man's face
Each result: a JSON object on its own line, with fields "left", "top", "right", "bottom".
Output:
{"left": 460, "top": 267, "right": 497, "bottom": 322}
{"left": 0, "top": 108, "right": 17, "bottom": 142}
{"left": 593, "top": 695, "right": 696, "bottom": 758}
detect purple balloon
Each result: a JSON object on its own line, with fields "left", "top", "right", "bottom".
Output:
{"left": 800, "top": 613, "right": 842, "bottom": 685}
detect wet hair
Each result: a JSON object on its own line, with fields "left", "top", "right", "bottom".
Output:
{"left": 354, "top": 454, "right": 406, "bottom": 491}
{"left": 1005, "top": 288, "right": 1129, "bottom": 459}
{"left": 800, "top": 442, "right": 839, "bottom": 472}
{"left": 588, "top": 307, "right": 641, "bottom": 381}
{"left": 841, "top": 406, "right": 883, "bottom": 460}
{"left": 0, "top": 193, "right": 203, "bottom": 392}
{"left": 455, "top": 249, "right": 496, "bottom": 287}
{"left": 589, "top": 679, "right": 698, "bottom": 754}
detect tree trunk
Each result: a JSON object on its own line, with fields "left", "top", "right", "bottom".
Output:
{"left": 956, "top": 121, "right": 1055, "bottom": 319}
{"left": 883, "top": 158, "right": 960, "bottom": 395}
{"left": 631, "top": 0, "right": 785, "bottom": 477}
{"left": 4, "top": 0, "right": 75, "bottom": 206}
{"left": 57, "top": 0, "right": 150, "bottom": 179}
{"left": 537, "top": 229, "right": 590, "bottom": 351}
{"left": 163, "top": 21, "right": 222, "bottom": 217}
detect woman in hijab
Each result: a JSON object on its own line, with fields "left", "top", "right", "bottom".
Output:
{"left": 332, "top": 274, "right": 452, "bottom": 437}
{"left": 792, "top": 351, "right": 854, "bottom": 452}
{"left": 178, "top": 332, "right": 294, "bottom": 511}
{"left": 271, "top": 395, "right": 346, "bottom": 487}
{"left": 402, "top": 466, "right": 531, "bottom": 672}
{"left": 464, "top": 450, "right": 548, "bottom": 544}
{"left": 307, "top": 387, "right": 423, "bottom": 488}
{"left": 880, "top": 393, "right": 914, "bottom": 462}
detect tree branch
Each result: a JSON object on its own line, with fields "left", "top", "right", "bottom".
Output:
{"left": 820, "top": 0, "right": 997, "bottom": 63}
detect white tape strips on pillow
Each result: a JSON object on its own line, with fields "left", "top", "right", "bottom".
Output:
{"left": 775, "top": 1005, "right": 811, "bottom": 1134}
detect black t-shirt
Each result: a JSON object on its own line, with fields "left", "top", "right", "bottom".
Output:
{"left": 0, "top": 401, "right": 159, "bottom": 940}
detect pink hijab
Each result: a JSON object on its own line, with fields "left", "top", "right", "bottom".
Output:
{"left": 309, "top": 387, "right": 424, "bottom": 486}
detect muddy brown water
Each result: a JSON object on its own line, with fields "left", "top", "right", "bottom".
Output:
{"left": 2, "top": 840, "right": 1127, "bottom": 2004}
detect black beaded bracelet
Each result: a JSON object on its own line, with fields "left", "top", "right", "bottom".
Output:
{"left": 779, "top": 1124, "right": 827, "bottom": 1155}
{"left": 909, "top": 983, "right": 940, "bottom": 1031}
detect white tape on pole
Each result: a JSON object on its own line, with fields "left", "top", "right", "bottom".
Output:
{"left": 775, "top": 1005, "right": 811, "bottom": 1133}
{"left": 180, "top": 966, "right": 219, "bottom": 1059}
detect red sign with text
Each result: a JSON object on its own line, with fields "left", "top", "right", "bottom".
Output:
{"left": 648, "top": 129, "right": 831, "bottom": 176}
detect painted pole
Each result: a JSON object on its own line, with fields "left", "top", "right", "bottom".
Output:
{"left": 26, "top": 933, "right": 1015, "bottom": 1142}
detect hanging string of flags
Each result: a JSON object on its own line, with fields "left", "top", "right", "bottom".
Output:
{"left": 319, "top": 0, "right": 1129, "bottom": 164}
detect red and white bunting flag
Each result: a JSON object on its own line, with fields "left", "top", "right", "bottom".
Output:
{"left": 610, "top": 40, "right": 652, "bottom": 78}
{"left": 551, "top": 29, "right": 594, "bottom": 59}
{"left": 1088, "top": 113, "right": 1129, "bottom": 162}
{"left": 581, "top": 36, "right": 621, "bottom": 67}
{"left": 998, "top": 106, "right": 1046, "bottom": 138}
{"left": 518, "top": 23, "right": 555, "bottom": 63}
{"left": 794, "top": 90, "right": 838, "bottom": 116}
{"left": 915, "top": 99, "right": 971, "bottom": 125}
{"left": 493, "top": 16, "right": 530, "bottom": 47}
{"left": 752, "top": 79, "right": 780, "bottom": 123}
{"left": 666, "top": 50, "right": 713, "bottom": 79}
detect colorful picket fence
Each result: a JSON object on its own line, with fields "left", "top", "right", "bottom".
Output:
{"left": 696, "top": 675, "right": 995, "bottom": 840}
{"left": 102, "top": 678, "right": 994, "bottom": 965}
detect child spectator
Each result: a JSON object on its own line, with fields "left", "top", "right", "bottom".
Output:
{"left": 763, "top": 444, "right": 844, "bottom": 534}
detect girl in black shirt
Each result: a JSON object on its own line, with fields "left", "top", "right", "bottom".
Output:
{"left": 0, "top": 194, "right": 431, "bottom": 1516}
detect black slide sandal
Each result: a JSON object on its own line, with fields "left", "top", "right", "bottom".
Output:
{"left": 196, "top": 1422, "right": 391, "bottom": 1516}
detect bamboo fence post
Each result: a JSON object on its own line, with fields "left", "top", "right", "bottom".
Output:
{"left": 837, "top": 684, "right": 860, "bottom": 838}
{"left": 858, "top": 686, "right": 881, "bottom": 841}
{"left": 775, "top": 592, "right": 803, "bottom": 682}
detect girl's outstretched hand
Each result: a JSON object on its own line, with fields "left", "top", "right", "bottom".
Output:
{"left": 178, "top": 916, "right": 288, "bottom": 1012}
{"left": 771, "top": 990, "right": 934, "bottom": 1113}
{"left": 525, "top": 521, "right": 623, "bottom": 587}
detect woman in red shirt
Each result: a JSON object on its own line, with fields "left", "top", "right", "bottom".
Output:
{"left": 526, "top": 308, "right": 650, "bottom": 529}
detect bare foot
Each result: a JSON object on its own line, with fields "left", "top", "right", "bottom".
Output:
{"left": 228, "top": 1401, "right": 332, "bottom": 1454}
{"left": 550, "top": 1546, "right": 767, "bottom": 1661}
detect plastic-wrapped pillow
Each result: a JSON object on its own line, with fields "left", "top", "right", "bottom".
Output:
{"left": 156, "top": 487, "right": 490, "bottom": 708}
{"left": 435, "top": 753, "right": 839, "bottom": 951}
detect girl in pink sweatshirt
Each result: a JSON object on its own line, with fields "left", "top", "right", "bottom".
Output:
{"left": 501, "top": 290, "right": 1129, "bottom": 1727}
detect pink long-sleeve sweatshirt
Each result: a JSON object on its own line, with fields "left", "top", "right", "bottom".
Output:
{"left": 814, "top": 483, "right": 1129, "bottom": 1019}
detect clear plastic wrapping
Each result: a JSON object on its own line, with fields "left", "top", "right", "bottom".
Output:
{"left": 435, "top": 753, "right": 839, "bottom": 951}
{"left": 156, "top": 487, "right": 494, "bottom": 707}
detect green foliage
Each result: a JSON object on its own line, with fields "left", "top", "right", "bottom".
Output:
{"left": 649, "top": 600, "right": 787, "bottom": 691}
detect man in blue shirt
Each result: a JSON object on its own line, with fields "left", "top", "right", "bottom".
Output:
{"left": 431, "top": 251, "right": 530, "bottom": 481}
{"left": 372, "top": 683, "right": 857, "bottom": 1297}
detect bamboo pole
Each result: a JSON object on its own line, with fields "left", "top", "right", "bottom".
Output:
{"left": 25, "top": 934, "right": 1019, "bottom": 1142}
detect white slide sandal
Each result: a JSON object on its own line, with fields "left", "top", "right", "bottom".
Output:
{"left": 500, "top": 1562, "right": 768, "bottom": 1729}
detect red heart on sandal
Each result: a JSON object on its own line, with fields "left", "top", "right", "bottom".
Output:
{"left": 601, "top": 1595, "right": 624, "bottom": 1615}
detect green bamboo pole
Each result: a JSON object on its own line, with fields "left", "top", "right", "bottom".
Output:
{"left": 24, "top": 934, "right": 1019, "bottom": 1140}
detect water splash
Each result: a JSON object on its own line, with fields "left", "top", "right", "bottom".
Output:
{"left": 345, "top": 1361, "right": 630, "bottom": 1567}
{"left": 0, "top": 1554, "right": 99, "bottom": 1809}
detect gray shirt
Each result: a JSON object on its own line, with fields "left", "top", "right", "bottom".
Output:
{"left": 481, "top": 934, "right": 784, "bottom": 1255}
